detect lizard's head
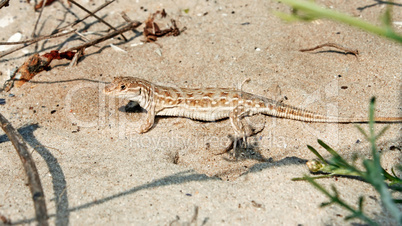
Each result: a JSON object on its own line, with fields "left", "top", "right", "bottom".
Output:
{"left": 104, "top": 77, "right": 147, "bottom": 101}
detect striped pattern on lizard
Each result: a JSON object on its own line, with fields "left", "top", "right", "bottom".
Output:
{"left": 104, "top": 77, "right": 402, "bottom": 138}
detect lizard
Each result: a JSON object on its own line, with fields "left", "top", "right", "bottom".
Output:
{"left": 104, "top": 76, "right": 402, "bottom": 141}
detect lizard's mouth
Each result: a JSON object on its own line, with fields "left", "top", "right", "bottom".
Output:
{"left": 104, "top": 83, "right": 118, "bottom": 95}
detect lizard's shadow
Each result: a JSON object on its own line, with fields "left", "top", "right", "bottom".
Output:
{"left": 220, "top": 134, "right": 269, "bottom": 162}
{"left": 119, "top": 101, "right": 144, "bottom": 113}
{"left": 118, "top": 101, "right": 165, "bottom": 126}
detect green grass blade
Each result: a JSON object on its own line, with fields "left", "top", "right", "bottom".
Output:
{"left": 375, "top": 126, "right": 390, "bottom": 140}
{"left": 355, "top": 125, "right": 369, "bottom": 141}
{"left": 317, "top": 139, "right": 341, "bottom": 158}
{"left": 276, "top": 0, "right": 402, "bottom": 42}
{"left": 365, "top": 97, "right": 402, "bottom": 224}
{"left": 305, "top": 176, "right": 378, "bottom": 225}
{"left": 307, "top": 144, "right": 327, "bottom": 163}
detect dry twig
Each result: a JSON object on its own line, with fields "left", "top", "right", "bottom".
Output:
{"left": 66, "top": 20, "right": 141, "bottom": 52}
{"left": 143, "top": 10, "right": 183, "bottom": 42}
{"left": 300, "top": 42, "right": 359, "bottom": 57}
{"left": 0, "top": 29, "right": 76, "bottom": 58}
{"left": 53, "top": 0, "right": 116, "bottom": 33}
{"left": 0, "top": 29, "right": 76, "bottom": 46}
{"left": 32, "top": 0, "right": 48, "bottom": 38}
{"left": 1, "top": 21, "right": 140, "bottom": 91}
{"left": 1, "top": 20, "right": 140, "bottom": 91}
{"left": 68, "top": 0, "right": 127, "bottom": 41}
{"left": 3, "top": 50, "right": 76, "bottom": 91}
{"left": 34, "top": 0, "right": 57, "bottom": 11}
{"left": 120, "top": 11, "right": 132, "bottom": 23}
{"left": 69, "top": 48, "right": 84, "bottom": 67}
{"left": 191, "top": 206, "right": 199, "bottom": 224}
{"left": 0, "top": 113, "right": 48, "bottom": 226}
{"left": 0, "top": 0, "right": 10, "bottom": 9}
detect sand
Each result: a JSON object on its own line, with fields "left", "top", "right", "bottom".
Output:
{"left": 0, "top": 0, "right": 401, "bottom": 225}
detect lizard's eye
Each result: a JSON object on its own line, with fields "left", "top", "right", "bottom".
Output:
{"left": 120, "top": 85, "right": 126, "bottom": 90}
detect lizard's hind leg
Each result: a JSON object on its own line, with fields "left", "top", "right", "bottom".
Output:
{"left": 229, "top": 105, "right": 255, "bottom": 148}
{"left": 225, "top": 106, "right": 266, "bottom": 156}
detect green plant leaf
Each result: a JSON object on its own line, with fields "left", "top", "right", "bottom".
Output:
{"left": 317, "top": 139, "right": 341, "bottom": 158}
{"left": 355, "top": 125, "right": 369, "bottom": 140}
{"left": 297, "top": 97, "right": 401, "bottom": 225}
{"left": 276, "top": 0, "right": 402, "bottom": 43}
{"left": 375, "top": 126, "right": 390, "bottom": 140}
{"left": 307, "top": 145, "right": 327, "bottom": 163}
{"left": 381, "top": 5, "right": 392, "bottom": 27}
{"left": 272, "top": 11, "right": 303, "bottom": 22}
{"left": 358, "top": 196, "right": 364, "bottom": 212}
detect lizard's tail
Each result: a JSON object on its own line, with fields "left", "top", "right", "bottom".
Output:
{"left": 261, "top": 102, "right": 402, "bottom": 123}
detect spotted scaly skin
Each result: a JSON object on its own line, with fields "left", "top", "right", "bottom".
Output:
{"left": 104, "top": 77, "right": 402, "bottom": 135}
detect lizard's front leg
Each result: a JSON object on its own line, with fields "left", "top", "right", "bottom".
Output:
{"left": 136, "top": 104, "right": 156, "bottom": 134}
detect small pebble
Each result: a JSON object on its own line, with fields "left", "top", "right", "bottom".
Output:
{"left": 0, "top": 99, "right": 5, "bottom": 105}
{"left": 154, "top": 48, "right": 162, "bottom": 57}
{"left": 131, "top": 42, "right": 143, "bottom": 47}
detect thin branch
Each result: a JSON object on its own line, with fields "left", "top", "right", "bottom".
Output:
{"left": 0, "top": 0, "right": 10, "bottom": 9}
{"left": 32, "top": 0, "right": 48, "bottom": 38}
{"left": 66, "top": 20, "right": 142, "bottom": 52}
{"left": 0, "top": 113, "right": 48, "bottom": 226}
{"left": 0, "top": 29, "right": 76, "bottom": 46}
{"left": 300, "top": 42, "right": 359, "bottom": 56}
{"left": 0, "top": 29, "right": 76, "bottom": 59}
{"left": 53, "top": 0, "right": 116, "bottom": 34}
{"left": 120, "top": 12, "right": 140, "bottom": 36}
{"left": 120, "top": 11, "right": 132, "bottom": 23}
{"left": 68, "top": 0, "right": 127, "bottom": 41}
{"left": 0, "top": 43, "right": 34, "bottom": 60}
{"left": 69, "top": 48, "right": 84, "bottom": 67}
{"left": 73, "top": 30, "right": 91, "bottom": 42}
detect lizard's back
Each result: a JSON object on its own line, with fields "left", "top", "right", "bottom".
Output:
{"left": 153, "top": 85, "right": 283, "bottom": 121}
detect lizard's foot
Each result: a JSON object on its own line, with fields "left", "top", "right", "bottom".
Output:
{"left": 216, "top": 118, "right": 266, "bottom": 157}
{"left": 134, "top": 127, "right": 147, "bottom": 134}
{"left": 135, "top": 121, "right": 154, "bottom": 134}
